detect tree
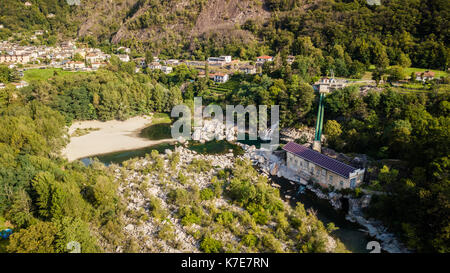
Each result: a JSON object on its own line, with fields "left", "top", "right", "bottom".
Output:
{"left": 388, "top": 66, "right": 406, "bottom": 82}
{"left": 324, "top": 120, "right": 342, "bottom": 147}
{"left": 7, "top": 221, "right": 58, "bottom": 253}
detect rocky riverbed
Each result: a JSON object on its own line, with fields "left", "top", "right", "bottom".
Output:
{"left": 237, "top": 142, "right": 411, "bottom": 253}
{"left": 112, "top": 145, "right": 342, "bottom": 253}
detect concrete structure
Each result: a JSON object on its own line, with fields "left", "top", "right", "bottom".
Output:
{"left": 312, "top": 77, "right": 347, "bottom": 93}
{"left": 283, "top": 142, "right": 365, "bottom": 189}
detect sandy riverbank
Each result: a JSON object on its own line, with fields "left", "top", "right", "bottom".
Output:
{"left": 62, "top": 115, "right": 173, "bottom": 161}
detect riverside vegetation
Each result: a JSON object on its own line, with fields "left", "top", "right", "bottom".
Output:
{"left": 0, "top": 0, "right": 448, "bottom": 253}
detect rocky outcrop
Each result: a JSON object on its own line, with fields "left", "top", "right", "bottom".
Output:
{"left": 239, "top": 142, "right": 410, "bottom": 253}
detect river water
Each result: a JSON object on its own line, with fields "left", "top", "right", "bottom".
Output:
{"left": 80, "top": 130, "right": 372, "bottom": 252}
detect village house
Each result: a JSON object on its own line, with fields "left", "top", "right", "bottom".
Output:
{"left": 35, "top": 30, "right": 44, "bottom": 36}
{"left": 161, "top": 66, "right": 173, "bottom": 74}
{"left": 256, "top": 55, "right": 274, "bottom": 63}
{"left": 0, "top": 25, "right": 4, "bottom": 29}
{"left": 208, "top": 56, "right": 232, "bottom": 64}
{"left": 24, "top": 2, "right": 32, "bottom": 7}
{"left": 287, "top": 55, "right": 295, "bottom": 65}
{"left": 85, "top": 52, "right": 103, "bottom": 63}
{"left": 11, "top": 81, "right": 29, "bottom": 89}
{"left": 117, "top": 54, "right": 130, "bottom": 62}
{"left": 0, "top": 83, "right": 5, "bottom": 89}
{"left": 148, "top": 62, "right": 162, "bottom": 70}
{"left": 283, "top": 142, "right": 365, "bottom": 190}
{"left": 212, "top": 73, "right": 229, "bottom": 83}
{"left": 0, "top": 54, "right": 31, "bottom": 64}
{"left": 47, "top": 13, "right": 55, "bottom": 18}
{"left": 117, "top": 47, "right": 131, "bottom": 54}
{"left": 91, "top": 62, "right": 107, "bottom": 69}
{"left": 165, "top": 59, "right": 179, "bottom": 66}
{"left": 239, "top": 65, "right": 257, "bottom": 75}
{"left": 415, "top": 71, "right": 435, "bottom": 82}
{"left": 61, "top": 41, "right": 75, "bottom": 49}
{"left": 134, "top": 58, "right": 147, "bottom": 68}
{"left": 65, "top": 61, "right": 85, "bottom": 70}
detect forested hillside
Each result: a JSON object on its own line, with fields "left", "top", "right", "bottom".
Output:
{"left": 0, "top": 0, "right": 448, "bottom": 68}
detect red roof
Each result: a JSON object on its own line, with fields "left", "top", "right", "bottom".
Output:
{"left": 257, "top": 55, "right": 273, "bottom": 59}
{"left": 415, "top": 71, "right": 435, "bottom": 77}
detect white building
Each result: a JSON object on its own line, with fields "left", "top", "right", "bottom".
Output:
{"left": 65, "top": 61, "right": 85, "bottom": 70}
{"left": 117, "top": 47, "right": 131, "bottom": 54}
{"left": 148, "top": 62, "right": 162, "bottom": 70}
{"left": 117, "top": 54, "right": 130, "bottom": 62}
{"left": 283, "top": 142, "right": 365, "bottom": 189}
{"left": 134, "top": 58, "right": 147, "bottom": 68}
{"left": 415, "top": 71, "right": 435, "bottom": 82}
{"left": 165, "top": 59, "right": 179, "bottom": 66}
{"left": 91, "top": 62, "right": 107, "bottom": 69}
{"left": 161, "top": 66, "right": 173, "bottom": 74}
{"left": 11, "top": 81, "right": 29, "bottom": 89}
{"left": 213, "top": 73, "right": 229, "bottom": 83}
{"left": 0, "top": 54, "right": 31, "bottom": 64}
{"left": 256, "top": 55, "right": 273, "bottom": 63}
{"left": 239, "top": 65, "right": 256, "bottom": 75}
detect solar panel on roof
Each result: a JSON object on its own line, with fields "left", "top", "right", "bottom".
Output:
{"left": 282, "top": 142, "right": 357, "bottom": 178}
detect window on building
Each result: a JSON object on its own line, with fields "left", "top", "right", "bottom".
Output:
{"left": 322, "top": 170, "right": 326, "bottom": 177}
{"left": 340, "top": 181, "right": 344, "bottom": 187}
{"left": 329, "top": 175, "right": 333, "bottom": 182}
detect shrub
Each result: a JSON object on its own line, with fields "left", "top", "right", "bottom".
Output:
{"left": 167, "top": 188, "right": 190, "bottom": 206}
{"left": 261, "top": 233, "right": 283, "bottom": 253}
{"left": 200, "top": 236, "right": 222, "bottom": 253}
{"left": 158, "top": 222, "right": 175, "bottom": 241}
{"left": 148, "top": 196, "right": 168, "bottom": 220}
{"left": 215, "top": 211, "right": 234, "bottom": 225}
{"left": 179, "top": 207, "right": 202, "bottom": 226}
{"left": 200, "top": 188, "right": 215, "bottom": 201}
{"left": 241, "top": 233, "right": 258, "bottom": 248}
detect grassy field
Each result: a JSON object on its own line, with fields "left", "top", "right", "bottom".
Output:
{"left": 23, "top": 68, "right": 88, "bottom": 81}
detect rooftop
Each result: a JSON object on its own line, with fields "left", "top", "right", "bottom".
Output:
{"left": 282, "top": 141, "right": 358, "bottom": 179}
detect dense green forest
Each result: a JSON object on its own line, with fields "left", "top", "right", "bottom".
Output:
{"left": 0, "top": 66, "right": 346, "bottom": 252}
{"left": 0, "top": 1, "right": 448, "bottom": 70}
{"left": 323, "top": 87, "right": 449, "bottom": 252}
{"left": 0, "top": 0, "right": 449, "bottom": 253}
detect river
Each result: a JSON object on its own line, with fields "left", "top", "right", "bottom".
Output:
{"left": 80, "top": 127, "right": 372, "bottom": 253}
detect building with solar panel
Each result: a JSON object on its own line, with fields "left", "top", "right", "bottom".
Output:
{"left": 283, "top": 142, "right": 365, "bottom": 190}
